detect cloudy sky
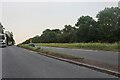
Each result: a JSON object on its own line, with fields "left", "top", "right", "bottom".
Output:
{"left": 1, "top": 0, "right": 119, "bottom": 44}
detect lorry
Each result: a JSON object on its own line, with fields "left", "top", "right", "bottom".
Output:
{"left": 0, "top": 23, "right": 15, "bottom": 47}
{"left": 0, "top": 23, "right": 7, "bottom": 47}
{"left": 0, "top": 34, "right": 7, "bottom": 47}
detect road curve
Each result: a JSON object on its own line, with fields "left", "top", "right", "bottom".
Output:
{"left": 2, "top": 46, "right": 116, "bottom": 78}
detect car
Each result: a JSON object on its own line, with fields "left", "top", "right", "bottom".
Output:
{"left": 29, "top": 43, "right": 35, "bottom": 47}
{"left": 0, "top": 34, "right": 7, "bottom": 48}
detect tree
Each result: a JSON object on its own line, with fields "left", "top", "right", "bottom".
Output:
{"left": 21, "top": 7, "right": 120, "bottom": 44}
{"left": 75, "top": 16, "right": 97, "bottom": 42}
{"left": 0, "top": 23, "right": 4, "bottom": 34}
{"left": 96, "top": 7, "right": 120, "bottom": 42}
{"left": 43, "top": 29, "right": 51, "bottom": 34}
{"left": 22, "top": 38, "right": 30, "bottom": 44}
{"left": 52, "top": 29, "right": 62, "bottom": 43}
{"left": 61, "top": 25, "right": 77, "bottom": 43}
{"left": 5, "top": 31, "right": 15, "bottom": 45}
{"left": 52, "top": 29, "right": 61, "bottom": 34}
{"left": 40, "top": 29, "right": 61, "bottom": 43}
{"left": 32, "top": 35, "right": 41, "bottom": 43}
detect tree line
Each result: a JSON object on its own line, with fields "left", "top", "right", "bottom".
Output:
{"left": 22, "top": 7, "right": 120, "bottom": 44}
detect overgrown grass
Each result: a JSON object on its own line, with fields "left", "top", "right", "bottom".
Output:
{"left": 39, "top": 49, "right": 84, "bottom": 60}
{"left": 36, "top": 43, "right": 119, "bottom": 52}
{"left": 18, "top": 44, "right": 40, "bottom": 52}
{"left": 18, "top": 44, "right": 84, "bottom": 61}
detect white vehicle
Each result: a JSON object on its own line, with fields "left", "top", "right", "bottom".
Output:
{"left": 0, "top": 34, "right": 7, "bottom": 48}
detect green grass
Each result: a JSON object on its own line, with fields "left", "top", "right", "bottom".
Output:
{"left": 39, "top": 49, "right": 84, "bottom": 60}
{"left": 18, "top": 44, "right": 40, "bottom": 52}
{"left": 35, "top": 43, "right": 119, "bottom": 52}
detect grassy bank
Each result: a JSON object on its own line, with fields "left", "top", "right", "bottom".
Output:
{"left": 18, "top": 44, "right": 84, "bottom": 61}
{"left": 35, "top": 43, "right": 119, "bottom": 52}
{"left": 18, "top": 44, "right": 41, "bottom": 52}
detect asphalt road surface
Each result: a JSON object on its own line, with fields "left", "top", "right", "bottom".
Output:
{"left": 2, "top": 46, "right": 117, "bottom": 78}
{"left": 41, "top": 46, "right": 118, "bottom": 66}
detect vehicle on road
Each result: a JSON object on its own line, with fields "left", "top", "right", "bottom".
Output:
{"left": 0, "top": 34, "right": 7, "bottom": 48}
{"left": 29, "top": 43, "right": 35, "bottom": 47}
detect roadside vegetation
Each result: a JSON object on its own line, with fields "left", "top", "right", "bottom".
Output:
{"left": 20, "top": 7, "right": 120, "bottom": 52}
{"left": 18, "top": 44, "right": 40, "bottom": 52}
{"left": 36, "top": 43, "right": 119, "bottom": 52}
{"left": 18, "top": 44, "right": 84, "bottom": 61}
{"left": 18, "top": 44, "right": 119, "bottom": 72}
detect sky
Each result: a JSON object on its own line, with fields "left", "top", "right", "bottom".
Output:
{"left": 0, "top": 0, "right": 119, "bottom": 44}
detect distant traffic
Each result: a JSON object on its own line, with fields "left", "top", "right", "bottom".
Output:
{"left": 0, "top": 23, "right": 15, "bottom": 48}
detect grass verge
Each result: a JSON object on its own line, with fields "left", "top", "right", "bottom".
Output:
{"left": 18, "top": 44, "right": 84, "bottom": 61}
{"left": 35, "top": 43, "right": 119, "bottom": 52}
{"left": 18, "top": 44, "right": 119, "bottom": 72}
{"left": 17, "top": 44, "right": 120, "bottom": 77}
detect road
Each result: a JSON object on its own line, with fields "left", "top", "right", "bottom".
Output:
{"left": 2, "top": 46, "right": 116, "bottom": 78}
{"left": 41, "top": 46, "right": 118, "bottom": 66}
